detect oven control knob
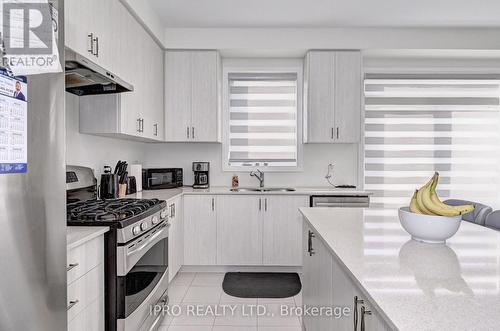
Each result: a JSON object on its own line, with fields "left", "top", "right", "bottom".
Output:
{"left": 152, "top": 215, "right": 159, "bottom": 225}
{"left": 160, "top": 210, "right": 168, "bottom": 219}
{"left": 132, "top": 226, "right": 140, "bottom": 235}
{"left": 140, "top": 222, "right": 148, "bottom": 231}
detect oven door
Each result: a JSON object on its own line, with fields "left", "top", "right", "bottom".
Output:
{"left": 116, "top": 222, "right": 170, "bottom": 331}
{"left": 145, "top": 169, "right": 176, "bottom": 189}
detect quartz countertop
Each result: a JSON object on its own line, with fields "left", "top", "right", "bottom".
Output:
{"left": 128, "top": 186, "right": 371, "bottom": 201}
{"left": 67, "top": 226, "right": 109, "bottom": 250}
{"left": 299, "top": 207, "right": 500, "bottom": 331}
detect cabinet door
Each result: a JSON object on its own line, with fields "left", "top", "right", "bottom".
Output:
{"left": 217, "top": 195, "right": 263, "bottom": 265}
{"left": 263, "top": 196, "right": 308, "bottom": 266}
{"left": 119, "top": 13, "right": 143, "bottom": 137}
{"left": 165, "top": 51, "right": 192, "bottom": 142}
{"left": 332, "top": 255, "right": 355, "bottom": 330}
{"left": 302, "top": 224, "right": 334, "bottom": 330}
{"left": 142, "top": 36, "right": 164, "bottom": 140}
{"left": 183, "top": 196, "right": 217, "bottom": 265}
{"left": 65, "top": 0, "right": 93, "bottom": 58}
{"left": 305, "top": 51, "right": 335, "bottom": 143}
{"left": 302, "top": 223, "right": 315, "bottom": 331}
{"left": 353, "top": 287, "right": 391, "bottom": 331}
{"left": 335, "top": 51, "right": 362, "bottom": 143}
{"left": 169, "top": 197, "right": 183, "bottom": 281}
{"left": 191, "top": 51, "right": 219, "bottom": 142}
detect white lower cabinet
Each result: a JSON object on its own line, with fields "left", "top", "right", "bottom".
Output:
{"left": 168, "top": 196, "right": 183, "bottom": 281}
{"left": 183, "top": 194, "right": 308, "bottom": 266}
{"left": 183, "top": 195, "right": 217, "bottom": 265}
{"left": 67, "top": 235, "right": 105, "bottom": 331}
{"left": 217, "top": 195, "right": 263, "bottom": 265}
{"left": 302, "top": 223, "right": 333, "bottom": 331}
{"left": 302, "top": 222, "right": 392, "bottom": 331}
{"left": 263, "top": 196, "right": 308, "bottom": 265}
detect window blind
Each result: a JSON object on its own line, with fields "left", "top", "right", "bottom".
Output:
{"left": 364, "top": 76, "right": 500, "bottom": 209}
{"left": 228, "top": 72, "right": 298, "bottom": 167}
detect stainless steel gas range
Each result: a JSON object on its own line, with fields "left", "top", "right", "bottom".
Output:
{"left": 66, "top": 166, "right": 170, "bottom": 331}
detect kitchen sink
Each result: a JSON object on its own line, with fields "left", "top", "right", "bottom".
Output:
{"left": 230, "top": 187, "right": 296, "bottom": 192}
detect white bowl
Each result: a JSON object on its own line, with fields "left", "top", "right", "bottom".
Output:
{"left": 398, "top": 207, "right": 462, "bottom": 244}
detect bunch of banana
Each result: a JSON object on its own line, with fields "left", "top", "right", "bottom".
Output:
{"left": 409, "top": 172, "right": 475, "bottom": 216}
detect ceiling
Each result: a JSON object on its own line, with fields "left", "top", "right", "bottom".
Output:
{"left": 149, "top": 0, "right": 500, "bottom": 28}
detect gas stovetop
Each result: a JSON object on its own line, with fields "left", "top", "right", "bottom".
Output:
{"left": 67, "top": 198, "right": 167, "bottom": 228}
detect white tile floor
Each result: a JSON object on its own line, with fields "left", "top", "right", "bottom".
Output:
{"left": 158, "top": 272, "right": 302, "bottom": 331}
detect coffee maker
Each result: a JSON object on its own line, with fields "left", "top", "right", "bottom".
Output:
{"left": 193, "top": 162, "right": 209, "bottom": 189}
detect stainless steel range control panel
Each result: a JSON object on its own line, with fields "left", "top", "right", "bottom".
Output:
{"left": 117, "top": 207, "right": 169, "bottom": 244}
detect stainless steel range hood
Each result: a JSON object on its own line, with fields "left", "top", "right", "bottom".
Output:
{"left": 65, "top": 50, "right": 133, "bottom": 96}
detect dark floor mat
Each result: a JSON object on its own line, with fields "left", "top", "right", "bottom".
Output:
{"left": 222, "top": 272, "right": 302, "bottom": 298}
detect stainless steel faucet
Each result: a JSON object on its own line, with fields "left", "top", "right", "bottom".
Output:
{"left": 250, "top": 169, "right": 265, "bottom": 187}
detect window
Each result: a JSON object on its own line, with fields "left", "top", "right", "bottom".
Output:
{"left": 223, "top": 63, "right": 302, "bottom": 171}
{"left": 364, "top": 75, "right": 500, "bottom": 209}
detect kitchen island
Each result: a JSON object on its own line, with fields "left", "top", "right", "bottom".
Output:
{"left": 300, "top": 207, "right": 500, "bottom": 331}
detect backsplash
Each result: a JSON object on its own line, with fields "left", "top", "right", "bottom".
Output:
{"left": 144, "top": 143, "right": 360, "bottom": 188}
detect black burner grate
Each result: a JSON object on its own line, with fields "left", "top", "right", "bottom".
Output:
{"left": 67, "top": 198, "right": 161, "bottom": 222}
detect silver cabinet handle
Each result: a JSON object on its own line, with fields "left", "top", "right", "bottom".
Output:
{"left": 67, "top": 299, "right": 79, "bottom": 311}
{"left": 308, "top": 231, "right": 315, "bottom": 256}
{"left": 172, "top": 203, "right": 176, "bottom": 217}
{"left": 191, "top": 127, "right": 195, "bottom": 140}
{"left": 67, "top": 263, "right": 79, "bottom": 272}
{"left": 336, "top": 127, "right": 339, "bottom": 140}
{"left": 88, "top": 33, "right": 94, "bottom": 54}
{"left": 137, "top": 118, "right": 141, "bottom": 132}
{"left": 187, "top": 126, "right": 190, "bottom": 139}
{"left": 331, "top": 127, "right": 334, "bottom": 139}
{"left": 93, "top": 36, "right": 99, "bottom": 57}
{"left": 211, "top": 198, "right": 215, "bottom": 211}
{"left": 141, "top": 119, "right": 145, "bottom": 132}
{"left": 360, "top": 306, "right": 372, "bottom": 331}
{"left": 259, "top": 198, "right": 262, "bottom": 211}
{"left": 265, "top": 198, "right": 268, "bottom": 211}
{"left": 154, "top": 123, "right": 158, "bottom": 136}
{"left": 354, "top": 296, "right": 365, "bottom": 331}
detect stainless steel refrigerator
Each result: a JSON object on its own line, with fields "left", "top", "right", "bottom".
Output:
{"left": 0, "top": 0, "right": 67, "bottom": 330}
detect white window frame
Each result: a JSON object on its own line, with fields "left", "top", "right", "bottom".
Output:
{"left": 222, "top": 58, "right": 304, "bottom": 172}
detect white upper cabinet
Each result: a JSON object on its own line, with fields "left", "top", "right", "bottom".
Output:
{"left": 65, "top": 0, "right": 116, "bottom": 75}
{"left": 75, "top": 0, "right": 164, "bottom": 142}
{"left": 304, "top": 50, "right": 362, "bottom": 143}
{"left": 165, "top": 51, "right": 192, "bottom": 141}
{"left": 165, "top": 50, "right": 221, "bottom": 142}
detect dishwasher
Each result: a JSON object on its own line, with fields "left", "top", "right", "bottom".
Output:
{"left": 310, "top": 195, "right": 370, "bottom": 208}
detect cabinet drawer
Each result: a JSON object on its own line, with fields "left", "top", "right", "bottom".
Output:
{"left": 67, "top": 236, "right": 104, "bottom": 284}
{"left": 67, "top": 264, "right": 104, "bottom": 322}
{"left": 68, "top": 296, "right": 104, "bottom": 331}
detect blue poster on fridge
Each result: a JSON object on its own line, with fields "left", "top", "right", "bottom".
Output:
{"left": 0, "top": 69, "right": 28, "bottom": 174}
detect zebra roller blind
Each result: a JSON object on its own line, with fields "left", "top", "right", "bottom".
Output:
{"left": 364, "top": 75, "right": 500, "bottom": 209}
{"left": 228, "top": 72, "right": 298, "bottom": 168}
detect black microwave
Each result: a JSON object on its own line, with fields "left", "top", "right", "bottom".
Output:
{"left": 142, "top": 168, "right": 183, "bottom": 190}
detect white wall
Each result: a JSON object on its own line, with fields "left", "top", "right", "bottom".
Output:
{"left": 65, "top": 93, "right": 147, "bottom": 177}
{"left": 144, "top": 143, "right": 359, "bottom": 187}
{"left": 164, "top": 28, "right": 500, "bottom": 56}
{"left": 120, "top": 0, "right": 165, "bottom": 48}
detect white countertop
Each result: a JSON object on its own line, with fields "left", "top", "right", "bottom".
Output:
{"left": 299, "top": 207, "right": 500, "bottom": 331}
{"left": 128, "top": 186, "right": 371, "bottom": 201}
{"left": 67, "top": 226, "right": 109, "bottom": 250}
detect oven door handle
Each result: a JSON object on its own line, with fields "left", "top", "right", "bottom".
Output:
{"left": 118, "top": 222, "right": 170, "bottom": 276}
{"left": 127, "top": 223, "right": 169, "bottom": 258}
